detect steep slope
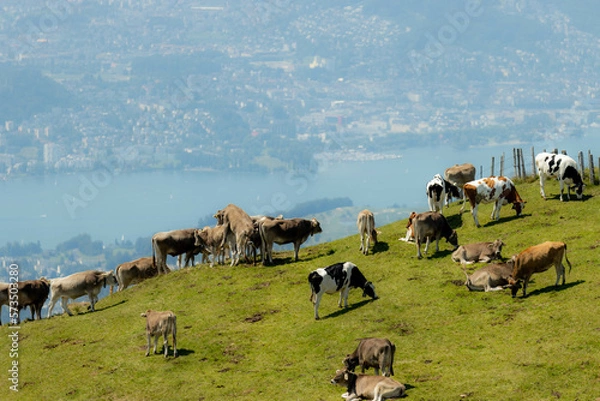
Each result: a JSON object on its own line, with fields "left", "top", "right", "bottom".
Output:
{"left": 2, "top": 179, "right": 600, "bottom": 400}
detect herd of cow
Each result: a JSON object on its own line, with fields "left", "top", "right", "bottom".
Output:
{"left": 0, "top": 150, "right": 587, "bottom": 399}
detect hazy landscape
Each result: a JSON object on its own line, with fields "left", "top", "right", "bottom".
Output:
{"left": 2, "top": 1, "right": 600, "bottom": 398}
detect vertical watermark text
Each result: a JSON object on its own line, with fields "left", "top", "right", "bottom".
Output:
{"left": 7, "top": 263, "right": 20, "bottom": 392}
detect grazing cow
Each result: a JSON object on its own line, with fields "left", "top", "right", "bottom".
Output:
{"left": 47, "top": 270, "right": 118, "bottom": 317}
{"left": 308, "top": 262, "right": 378, "bottom": 320}
{"left": 536, "top": 152, "right": 584, "bottom": 201}
{"left": 451, "top": 239, "right": 505, "bottom": 264}
{"left": 330, "top": 369, "right": 406, "bottom": 401}
{"left": 194, "top": 225, "right": 228, "bottom": 267}
{"left": 10, "top": 279, "right": 51, "bottom": 323}
{"left": 463, "top": 176, "right": 525, "bottom": 228}
{"left": 357, "top": 209, "right": 378, "bottom": 255}
{"left": 344, "top": 338, "right": 395, "bottom": 377}
{"left": 152, "top": 228, "right": 203, "bottom": 274}
{"left": 508, "top": 241, "right": 572, "bottom": 298}
{"left": 215, "top": 204, "right": 255, "bottom": 266}
{"left": 260, "top": 217, "right": 322, "bottom": 265}
{"left": 412, "top": 211, "right": 458, "bottom": 259}
{"left": 426, "top": 174, "right": 460, "bottom": 214}
{"left": 141, "top": 310, "right": 177, "bottom": 358}
{"left": 444, "top": 163, "right": 476, "bottom": 211}
{"left": 114, "top": 257, "right": 163, "bottom": 292}
{"left": 462, "top": 259, "right": 516, "bottom": 292}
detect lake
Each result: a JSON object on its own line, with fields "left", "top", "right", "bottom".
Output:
{"left": 4, "top": 131, "right": 600, "bottom": 249}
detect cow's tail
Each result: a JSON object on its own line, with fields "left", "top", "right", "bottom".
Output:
{"left": 389, "top": 342, "right": 396, "bottom": 376}
{"left": 564, "top": 242, "right": 572, "bottom": 273}
{"left": 461, "top": 267, "right": 472, "bottom": 289}
{"left": 308, "top": 272, "right": 319, "bottom": 303}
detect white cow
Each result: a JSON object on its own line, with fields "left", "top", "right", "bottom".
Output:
{"left": 47, "top": 270, "right": 118, "bottom": 317}
{"left": 357, "top": 209, "right": 378, "bottom": 255}
{"left": 535, "top": 152, "right": 584, "bottom": 201}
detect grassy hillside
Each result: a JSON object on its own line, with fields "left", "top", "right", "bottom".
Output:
{"left": 2, "top": 178, "right": 600, "bottom": 400}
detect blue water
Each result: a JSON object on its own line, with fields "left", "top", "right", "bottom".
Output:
{"left": 5, "top": 131, "right": 599, "bottom": 249}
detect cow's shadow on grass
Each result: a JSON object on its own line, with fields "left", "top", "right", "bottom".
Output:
{"left": 543, "top": 193, "right": 592, "bottom": 202}
{"left": 521, "top": 280, "right": 584, "bottom": 298}
{"left": 423, "top": 249, "right": 454, "bottom": 260}
{"left": 445, "top": 213, "right": 463, "bottom": 229}
{"left": 174, "top": 348, "right": 195, "bottom": 357}
{"left": 483, "top": 212, "right": 532, "bottom": 227}
{"left": 321, "top": 299, "right": 376, "bottom": 320}
{"left": 372, "top": 241, "right": 389, "bottom": 254}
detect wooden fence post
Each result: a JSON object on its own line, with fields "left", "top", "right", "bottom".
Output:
{"left": 513, "top": 148, "right": 517, "bottom": 178}
{"left": 589, "top": 151, "right": 595, "bottom": 185}
{"left": 520, "top": 148, "right": 526, "bottom": 178}
{"left": 500, "top": 153, "right": 505, "bottom": 176}
{"left": 531, "top": 146, "right": 536, "bottom": 177}
{"left": 491, "top": 156, "right": 495, "bottom": 176}
{"left": 578, "top": 151, "right": 584, "bottom": 177}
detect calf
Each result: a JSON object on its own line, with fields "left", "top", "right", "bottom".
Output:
{"left": 194, "top": 225, "right": 228, "bottom": 267}
{"left": 308, "top": 262, "right": 378, "bottom": 320}
{"left": 344, "top": 337, "right": 395, "bottom": 377}
{"left": 114, "top": 257, "right": 163, "bottom": 293}
{"left": 140, "top": 310, "right": 178, "bottom": 358}
{"left": 357, "top": 209, "right": 378, "bottom": 255}
{"left": 462, "top": 260, "right": 516, "bottom": 292}
{"left": 536, "top": 152, "right": 584, "bottom": 201}
{"left": 399, "top": 211, "right": 417, "bottom": 243}
{"left": 330, "top": 369, "right": 406, "bottom": 401}
{"left": 412, "top": 211, "right": 458, "bottom": 259}
{"left": 451, "top": 239, "right": 504, "bottom": 264}
{"left": 508, "top": 241, "right": 572, "bottom": 298}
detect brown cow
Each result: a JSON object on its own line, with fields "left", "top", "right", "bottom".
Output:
{"left": 152, "top": 228, "right": 203, "bottom": 274}
{"left": 412, "top": 211, "right": 458, "bottom": 259}
{"left": 0, "top": 279, "right": 51, "bottom": 324}
{"left": 113, "top": 257, "right": 164, "bottom": 293}
{"left": 508, "top": 241, "right": 572, "bottom": 298}
{"left": 444, "top": 163, "right": 476, "bottom": 211}
{"left": 330, "top": 369, "right": 406, "bottom": 401}
{"left": 343, "top": 338, "right": 395, "bottom": 377}
{"left": 451, "top": 239, "right": 504, "bottom": 264}
{"left": 357, "top": 209, "right": 378, "bottom": 255}
{"left": 141, "top": 310, "right": 177, "bottom": 358}
{"left": 214, "top": 204, "right": 254, "bottom": 266}
{"left": 260, "top": 217, "right": 322, "bottom": 265}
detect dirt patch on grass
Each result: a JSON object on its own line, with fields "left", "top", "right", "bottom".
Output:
{"left": 390, "top": 321, "right": 414, "bottom": 336}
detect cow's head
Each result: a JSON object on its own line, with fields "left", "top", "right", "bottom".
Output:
{"left": 213, "top": 209, "right": 224, "bottom": 225}
{"left": 371, "top": 229, "right": 380, "bottom": 244}
{"left": 342, "top": 355, "right": 359, "bottom": 372}
{"left": 447, "top": 230, "right": 459, "bottom": 249}
{"left": 512, "top": 201, "right": 525, "bottom": 216}
{"left": 506, "top": 276, "right": 522, "bottom": 298}
{"left": 310, "top": 218, "right": 323, "bottom": 235}
{"left": 194, "top": 228, "right": 207, "bottom": 247}
{"left": 362, "top": 281, "right": 378, "bottom": 300}
{"left": 491, "top": 239, "right": 505, "bottom": 258}
{"left": 330, "top": 369, "right": 356, "bottom": 388}
{"left": 573, "top": 183, "right": 585, "bottom": 199}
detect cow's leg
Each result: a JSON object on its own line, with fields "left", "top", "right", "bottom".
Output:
{"left": 61, "top": 296, "right": 73, "bottom": 316}
{"left": 359, "top": 233, "right": 365, "bottom": 253}
{"left": 416, "top": 238, "right": 423, "bottom": 259}
{"left": 522, "top": 278, "right": 530, "bottom": 298}
{"left": 434, "top": 235, "right": 440, "bottom": 252}
{"left": 559, "top": 179, "right": 566, "bottom": 201}
{"left": 364, "top": 234, "right": 370, "bottom": 255}
{"left": 313, "top": 293, "right": 323, "bottom": 320}
{"left": 153, "top": 334, "right": 159, "bottom": 354}
{"left": 162, "top": 331, "right": 169, "bottom": 357}
{"left": 293, "top": 242, "right": 301, "bottom": 261}
{"left": 471, "top": 204, "right": 481, "bottom": 227}
{"left": 47, "top": 295, "right": 58, "bottom": 318}
{"left": 424, "top": 236, "right": 431, "bottom": 255}
{"left": 555, "top": 261, "right": 566, "bottom": 286}
{"left": 459, "top": 192, "right": 467, "bottom": 213}
{"left": 145, "top": 333, "right": 151, "bottom": 356}
{"left": 539, "top": 173, "right": 547, "bottom": 199}
{"left": 172, "top": 325, "right": 178, "bottom": 357}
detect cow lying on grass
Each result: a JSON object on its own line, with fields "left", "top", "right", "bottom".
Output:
{"left": 330, "top": 369, "right": 406, "bottom": 401}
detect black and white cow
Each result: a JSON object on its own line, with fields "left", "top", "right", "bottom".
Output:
{"left": 308, "top": 262, "right": 378, "bottom": 320}
{"left": 535, "top": 152, "right": 584, "bottom": 201}
{"left": 426, "top": 174, "right": 460, "bottom": 214}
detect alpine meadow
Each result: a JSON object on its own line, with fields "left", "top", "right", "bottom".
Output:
{"left": 2, "top": 177, "right": 600, "bottom": 401}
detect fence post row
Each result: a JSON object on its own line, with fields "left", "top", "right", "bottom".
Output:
{"left": 491, "top": 147, "right": 596, "bottom": 184}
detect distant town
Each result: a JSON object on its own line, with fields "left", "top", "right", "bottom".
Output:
{"left": 0, "top": 0, "right": 598, "bottom": 179}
